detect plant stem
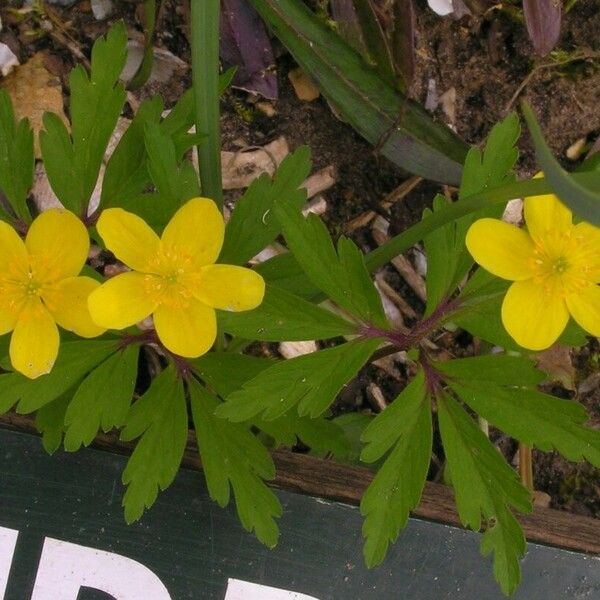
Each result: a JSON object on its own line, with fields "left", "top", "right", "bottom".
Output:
{"left": 365, "top": 171, "right": 600, "bottom": 273}
{"left": 518, "top": 443, "right": 534, "bottom": 493}
{"left": 190, "top": 0, "right": 223, "bottom": 210}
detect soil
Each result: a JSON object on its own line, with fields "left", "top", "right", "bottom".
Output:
{"left": 1, "top": 0, "right": 599, "bottom": 519}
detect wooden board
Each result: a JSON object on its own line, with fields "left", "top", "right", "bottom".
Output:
{"left": 1, "top": 423, "right": 600, "bottom": 599}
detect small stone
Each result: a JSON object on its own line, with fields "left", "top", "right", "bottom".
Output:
{"left": 91, "top": 0, "right": 114, "bottom": 20}
{"left": 566, "top": 137, "right": 587, "bottom": 161}
{"left": 0, "top": 43, "right": 19, "bottom": 77}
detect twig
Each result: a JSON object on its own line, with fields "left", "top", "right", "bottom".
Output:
{"left": 505, "top": 50, "right": 600, "bottom": 113}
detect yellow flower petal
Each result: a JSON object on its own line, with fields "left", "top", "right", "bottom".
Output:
{"left": 195, "top": 264, "right": 265, "bottom": 311}
{"left": 10, "top": 301, "right": 59, "bottom": 379}
{"left": 96, "top": 208, "right": 160, "bottom": 272}
{"left": 0, "top": 220, "right": 28, "bottom": 274}
{"left": 524, "top": 180, "right": 572, "bottom": 244}
{"left": 565, "top": 285, "right": 600, "bottom": 337}
{"left": 161, "top": 198, "right": 224, "bottom": 267}
{"left": 42, "top": 276, "right": 106, "bottom": 338}
{"left": 26, "top": 209, "right": 89, "bottom": 280}
{"left": 466, "top": 219, "right": 535, "bottom": 281}
{"left": 0, "top": 307, "right": 16, "bottom": 336}
{"left": 88, "top": 272, "right": 156, "bottom": 330}
{"left": 501, "top": 279, "right": 569, "bottom": 350}
{"left": 571, "top": 222, "right": 600, "bottom": 283}
{"left": 154, "top": 299, "right": 216, "bottom": 357}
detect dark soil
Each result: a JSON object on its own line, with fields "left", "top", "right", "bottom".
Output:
{"left": 2, "top": 0, "right": 600, "bottom": 518}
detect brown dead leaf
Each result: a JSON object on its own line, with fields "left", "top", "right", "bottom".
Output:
{"left": 536, "top": 344, "right": 576, "bottom": 391}
{"left": 220, "top": 136, "right": 289, "bottom": 190}
{"left": 288, "top": 68, "right": 320, "bottom": 102}
{"left": 1, "top": 52, "right": 68, "bottom": 158}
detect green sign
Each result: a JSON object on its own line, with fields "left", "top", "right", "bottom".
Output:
{"left": 0, "top": 429, "right": 598, "bottom": 599}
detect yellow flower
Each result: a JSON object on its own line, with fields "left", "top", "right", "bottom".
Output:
{"left": 88, "top": 198, "right": 265, "bottom": 358}
{"left": 0, "top": 210, "right": 105, "bottom": 379}
{"left": 466, "top": 190, "right": 600, "bottom": 350}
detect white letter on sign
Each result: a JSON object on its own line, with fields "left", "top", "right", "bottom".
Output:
{"left": 224, "top": 579, "right": 322, "bottom": 600}
{"left": 0, "top": 526, "right": 18, "bottom": 600}
{"left": 30, "top": 538, "right": 172, "bottom": 600}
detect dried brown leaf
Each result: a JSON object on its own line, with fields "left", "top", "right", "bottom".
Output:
{"left": 1, "top": 52, "right": 68, "bottom": 158}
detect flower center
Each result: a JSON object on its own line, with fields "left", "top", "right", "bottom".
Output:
{"left": 143, "top": 245, "right": 199, "bottom": 309}
{"left": 552, "top": 256, "right": 569, "bottom": 274}
{"left": 530, "top": 232, "right": 593, "bottom": 297}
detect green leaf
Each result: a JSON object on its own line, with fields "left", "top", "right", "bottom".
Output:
{"left": 365, "top": 171, "right": 600, "bottom": 274}
{"left": 218, "top": 284, "right": 357, "bottom": 341}
{"left": 331, "top": 412, "right": 374, "bottom": 463}
{"left": 250, "top": 0, "right": 467, "bottom": 184}
{"left": 274, "top": 200, "right": 387, "bottom": 327}
{"left": 0, "top": 90, "right": 34, "bottom": 223}
{"left": 360, "top": 371, "right": 431, "bottom": 566}
{"left": 255, "top": 252, "right": 321, "bottom": 299}
{"left": 193, "top": 353, "right": 348, "bottom": 458}
{"left": 120, "top": 366, "right": 187, "bottom": 523}
{"left": 144, "top": 123, "right": 200, "bottom": 205}
{"left": 0, "top": 340, "right": 117, "bottom": 414}
{"left": 216, "top": 338, "right": 381, "bottom": 421}
{"left": 40, "top": 23, "right": 128, "bottom": 215}
{"left": 422, "top": 194, "right": 459, "bottom": 316}
{"left": 522, "top": 101, "right": 600, "bottom": 226}
{"left": 35, "top": 392, "right": 71, "bottom": 454}
{"left": 452, "top": 278, "right": 521, "bottom": 350}
{"left": 451, "top": 380, "right": 600, "bottom": 467}
{"left": 423, "top": 113, "right": 520, "bottom": 315}
{"left": 63, "top": 345, "right": 139, "bottom": 451}
{"left": 100, "top": 96, "right": 164, "bottom": 210}
{"left": 189, "top": 379, "right": 282, "bottom": 547}
{"left": 437, "top": 393, "right": 531, "bottom": 595}
{"left": 219, "top": 147, "right": 311, "bottom": 265}
{"left": 435, "top": 355, "right": 545, "bottom": 387}
{"left": 361, "top": 370, "right": 428, "bottom": 463}
{"left": 192, "top": 352, "right": 275, "bottom": 398}
{"left": 255, "top": 411, "right": 350, "bottom": 459}
{"left": 350, "top": 0, "right": 396, "bottom": 86}
{"left": 459, "top": 112, "right": 520, "bottom": 199}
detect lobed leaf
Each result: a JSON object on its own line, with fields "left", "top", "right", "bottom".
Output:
{"left": 218, "top": 284, "right": 357, "bottom": 341}
{"left": 437, "top": 393, "right": 531, "bottom": 595}
{"left": 189, "top": 379, "right": 282, "bottom": 547}
{"left": 0, "top": 341, "right": 117, "bottom": 414}
{"left": 120, "top": 366, "right": 187, "bottom": 523}
{"left": 274, "top": 200, "right": 387, "bottom": 327}
{"left": 424, "top": 112, "right": 520, "bottom": 316}
{"left": 360, "top": 371, "right": 432, "bottom": 566}
{"left": 193, "top": 351, "right": 275, "bottom": 398}
{"left": 40, "top": 23, "right": 128, "bottom": 215}
{"left": 255, "top": 251, "right": 321, "bottom": 299}
{"left": 100, "top": 96, "right": 164, "bottom": 210}
{"left": 435, "top": 354, "right": 545, "bottom": 387}
{"left": 255, "top": 411, "right": 350, "bottom": 459}
{"left": 63, "top": 345, "right": 139, "bottom": 451}
{"left": 35, "top": 392, "right": 71, "bottom": 455}
{"left": 451, "top": 381, "right": 600, "bottom": 467}
{"left": 193, "top": 352, "right": 348, "bottom": 457}
{"left": 215, "top": 338, "right": 381, "bottom": 421}
{"left": 0, "top": 90, "right": 34, "bottom": 223}
{"left": 219, "top": 147, "right": 311, "bottom": 265}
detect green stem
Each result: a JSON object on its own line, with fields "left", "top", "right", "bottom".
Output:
{"left": 365, "top": 171, "right": 600, "bottom": 273}
{"left": 190, "top": 0, "right": 223, "bottom": 210}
